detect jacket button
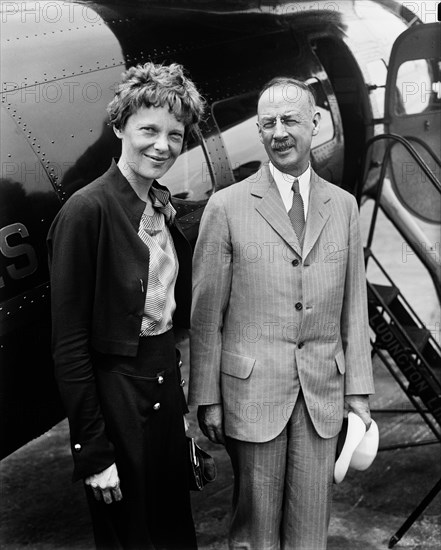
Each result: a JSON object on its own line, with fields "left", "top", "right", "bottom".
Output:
{"left": 157, "top": 375, "right": 164, "bottom": 384}
{"left": 153, "top": 403, "right": 161, "bottom": 411}
{"left": 74, "top": 444, "right": 82, "bottom": 452}
{"left": 180, "top": 379, "right": 186, "bottom": 387}
{"left": 298, "top": 342, "right": 304, "bottom": 349}
{"left": 295, "top": 302, "right": 303, "bottom": 310}
{"left": 292, "top": 259, "right": 300, "bottom": 266}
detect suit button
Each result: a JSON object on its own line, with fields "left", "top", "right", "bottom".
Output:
{"left": 180, "top": 379, "right": 186, "bottom": 387}
{"left": 153, "top": 403, "right": 161, "bottom": 411}
{"left": 295, "top": 302, "right": 303, "bottom": 310}
{"left": 298, "top": 342, "right": 304, "bottom": 349}
{"left": 157, "top": 375, "right": 164, "bottom": 384}
{"left": 291, "top": 259, "right": 300, "bottom": 267}
{"left": 74, "top": 444, "right": 82, "bottom": 452}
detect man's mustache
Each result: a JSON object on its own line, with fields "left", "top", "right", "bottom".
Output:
{"left": 271, "top": 138, "right": 295, "bottom": 152}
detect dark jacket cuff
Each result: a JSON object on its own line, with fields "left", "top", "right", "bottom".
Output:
{"left": 71, "top": 434, "right": 116, "bottom": 482}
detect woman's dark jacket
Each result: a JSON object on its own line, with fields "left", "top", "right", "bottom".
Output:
{"left": 47, "top": 160, "right": 192, "bottom": 481}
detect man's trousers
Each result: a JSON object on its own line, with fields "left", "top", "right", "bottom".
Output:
{"left": 225, "top": 392, "right": 339, "bottom": 550}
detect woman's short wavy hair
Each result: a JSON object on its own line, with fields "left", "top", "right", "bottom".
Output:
{"left": 107, "top": 62, "right": 205, "bottom": 139}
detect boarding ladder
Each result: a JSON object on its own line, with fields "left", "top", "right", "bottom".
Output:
{"left": 360, "top": 134, "right": 441, "bottom": 548}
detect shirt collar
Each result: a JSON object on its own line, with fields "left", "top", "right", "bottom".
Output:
{"left": 109, "top": 159, "right": 176, "bottom": 228}
{"left": 269, "top": 162, "right": 311, "bottom": 196}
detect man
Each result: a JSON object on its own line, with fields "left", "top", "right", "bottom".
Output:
{"left": 189, "top": 77, "right": 374, "bottom": 549}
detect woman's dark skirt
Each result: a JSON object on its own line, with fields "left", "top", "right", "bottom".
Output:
{"left": 86, "top": 330, "right": 197, "bottom": 550}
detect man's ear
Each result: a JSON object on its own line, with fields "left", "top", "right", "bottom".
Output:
{"left": 113, "top": 125, "right": 123, "bottom": 139}
{"left": 312, "top": 111, "right": 321, "bottom": 136}
{"left": 256, "top": 122, "right": 264, "bottom": 144}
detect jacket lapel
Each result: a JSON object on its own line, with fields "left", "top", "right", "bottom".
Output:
{"left": 303, "top": 170, "right": 331, "bottom": 262}
{"left": 252, "top": 164, "right": 302, "bottom": 257}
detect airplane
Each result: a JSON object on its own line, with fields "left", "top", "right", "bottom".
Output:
{"left": 1, "top": 0, "right": 440, "bottom": 467}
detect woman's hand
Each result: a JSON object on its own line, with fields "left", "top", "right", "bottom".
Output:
{"left": 84, "top": 463, "right": 122, "bottom": 504}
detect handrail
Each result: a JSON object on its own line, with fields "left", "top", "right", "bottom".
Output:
{"left": 404, "top": 135, "right": 441, "bottom": 169}
{"left": 357, "top": 132, "right": 441, "bottom": 207}
{"left": 358, "top": 133, "right": 441, "bottom": 250}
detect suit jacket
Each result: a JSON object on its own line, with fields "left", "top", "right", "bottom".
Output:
{"left": 189, "top": 164, "right": 374, "bottom": 442}
{"left": 47, "top": 160, "right": 192, "bottom": 480}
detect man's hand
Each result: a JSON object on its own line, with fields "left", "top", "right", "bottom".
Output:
{"left": 345, "top": 395, "right": 372, "bottom": 430}
{"left": 197, "top": 404, "right": 225, "bottom": 445}
{"left": 84, "top": 462, "right": 122, "bottom": 504}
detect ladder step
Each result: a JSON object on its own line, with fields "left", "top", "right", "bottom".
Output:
{"left": 400, "top": 326, "right": 431, "bottom": 352}
{"left": 368, "top": 284, "right": 400, "bottom": 306}
{"left": 376, "top": 323, "right": 431, "bottom": 353}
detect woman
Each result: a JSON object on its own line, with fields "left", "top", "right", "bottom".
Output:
{"left": 47, "top": 62, "right": 205, "bottom": 549}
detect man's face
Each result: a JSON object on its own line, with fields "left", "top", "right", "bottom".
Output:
{"left": 257, "top": 84, "right": 320, "bottom": 176}
{"left": 114, "top": 105, "right": 185, "bottom": 184}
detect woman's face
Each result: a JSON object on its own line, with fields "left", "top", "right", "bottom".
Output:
{"left": 114, "top": 105, "right": 185, "bottom": 184}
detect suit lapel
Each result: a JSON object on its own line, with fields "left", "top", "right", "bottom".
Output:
{"left": 303, "top": 170, "right": 331, "bottom": 262}
{"left": 252, "top": 165, "right": 302, "bottom": 257}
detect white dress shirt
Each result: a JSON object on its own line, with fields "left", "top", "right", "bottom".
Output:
{"left": 269, "top": 162, "right": 311, "bottom": 218}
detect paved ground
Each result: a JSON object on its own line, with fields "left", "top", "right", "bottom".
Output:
{"left": 1, "top": 358, "right": 440, "bottom": 550}
{"left": 1, "top": 202, "right": 440, "bottom": 549}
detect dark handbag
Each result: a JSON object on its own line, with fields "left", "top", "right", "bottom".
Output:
{"left": 187, "top": 436, "right": 217, "bottom": 491}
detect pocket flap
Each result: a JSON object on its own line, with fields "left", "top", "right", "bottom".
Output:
{"left": 221, "top": 350, "right": 255, "bottom": 379}
{"left": 335, "top": 350, "right": 346, "bottom": 374}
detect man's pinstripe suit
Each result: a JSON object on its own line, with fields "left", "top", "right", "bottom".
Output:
{"left": 189, "top": 80, "right": 374, "bottom": 550}
{"left": 190, "top": 163, "right": 373, "bottom": 436}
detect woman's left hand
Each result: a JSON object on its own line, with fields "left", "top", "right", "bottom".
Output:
{"left": 84, "top": 463, "right": 123, "bottom": 504}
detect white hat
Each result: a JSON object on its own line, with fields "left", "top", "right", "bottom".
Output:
{"left": 334, "top": 411, "right": 379, "bottom": 484}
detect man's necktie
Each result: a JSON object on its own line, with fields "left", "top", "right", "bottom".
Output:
{"left": 288, "top": 178, "right": 305, "bottom": 244}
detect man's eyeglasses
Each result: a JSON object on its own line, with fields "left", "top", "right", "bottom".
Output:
{"left": 258, "top": 115, "right": 299, "bottom": 132}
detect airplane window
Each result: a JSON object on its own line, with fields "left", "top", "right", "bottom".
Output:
{"left": 213, "top": 81, "right": 335, "bottom": 183}
{"left": 212, "top": 92, "right": 266, "bottom": 183}
{"left": 395, "top": 58, "right": 441, "bottom": 116}
{"left": 159, "top": 131, "right": 213, "bottom": 201}
{"left": 307, "top": 78, "right": 335, "bottom": 147}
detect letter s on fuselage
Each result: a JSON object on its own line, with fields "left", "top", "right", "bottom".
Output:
{"left": 0, "top": 223, "right": 38, "bottom": 288}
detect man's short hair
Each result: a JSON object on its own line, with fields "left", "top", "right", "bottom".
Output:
{"left": 107, "top": 62, "right": 205, "bottom": 138}
{"left": 258, "top": 77, "right": 316, "bottom": 114}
